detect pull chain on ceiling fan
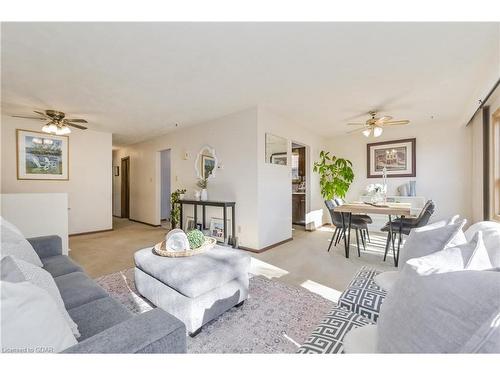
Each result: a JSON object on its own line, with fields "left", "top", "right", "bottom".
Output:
{"left": 11, "top": 110, "right": 88, "bottom": 135}
{"left": 346, "top": 111, "right": 410, "bottom": 137}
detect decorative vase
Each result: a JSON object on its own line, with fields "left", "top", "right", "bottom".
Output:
{"left": 201, "top": 189, "right": 208, "bottom": 201}
{"left": 409, "top": 181, "right": 416, "bottom": 197}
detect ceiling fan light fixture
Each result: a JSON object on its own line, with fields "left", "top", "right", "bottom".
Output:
{"left": 362, "top": 128, "right": 372, "bottom": 137}
{"left": 373, "top": 126, "right": 383, "bottom": 137}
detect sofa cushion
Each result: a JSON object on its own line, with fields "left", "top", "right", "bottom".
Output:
{"left": 377, "top": 266, "right": 500, "bottom": 353}
{"left": 134, "top": 246, "right": 250, "bottom": 298}
{"left": 465, "top": 221, "right": 500, "bottom": 267}
{"left": 1, "top": 281, "right": 77, "bottom": 353}
{"left": 42, "top": 255, "right": 83, "bottom": 278}
{"left": 343, "top": 324, "right": 378, "bottom": 353}
{"left": 54, "top": 272, "right": 108, "bottom": 310}
{"left": 68, "top": 297, "right": 132, "bottom": 341}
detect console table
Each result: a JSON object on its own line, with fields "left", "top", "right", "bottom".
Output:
{"left": 177, "top": 199, "right": 236, "bottom": 247}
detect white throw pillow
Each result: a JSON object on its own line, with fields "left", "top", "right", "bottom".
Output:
{"left": 1, "top": 216, "right": 23, "bottom": 235}
{"left": 398, "top": 218, "right": 467, "bottom": 266}
{"left": 407, "top": 231, "right": 492, "bottom": 275}
{"left": 1, "top": 281, "right": 77, "bottom": 353}
{"left": 1, "top": 225, "right": 43, "bottom": 267}
{"left": 373, "top": 271, "right": 399, "bottom": 293}
{"left": 377, "top": 266, "right": 500, "bottom": 353}
{"left": 465, "top": 221, "right": 500, "bottom": 267}
{"left": 343, "top": 324, "right": 377, "bottom": 353}
{"left": 6, "top": 256, "right": 80, "bottom": 338}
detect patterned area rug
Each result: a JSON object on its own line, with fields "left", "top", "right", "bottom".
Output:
{"left": 95, "top": 268, "right": 332, "bottom": 353}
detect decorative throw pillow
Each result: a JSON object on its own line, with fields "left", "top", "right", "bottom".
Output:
{"left": 0, "top": 256, "right": 25, "bottom": 282}
{"left": 0, "top": 216, "right": 23, "bottom": 235}
{"left": 1, "top": 224, "right": 43, "bottom": 267}
{"left": 6, "top": 256, "right": 80, "bottom": 338}
{"left": 398, "top": 218, "right": 467, "bottom": 266}
{"left": 465, "top": 221, "right": 500, "bottom": 267}
{"left": 1, "top": 281, "right": 77, "bottom": 353}
{"left": 377, "top": 266, "right": 500, "bottom": 353}
{"left": 407, "top": 231, "right": 492, "bottom": 274}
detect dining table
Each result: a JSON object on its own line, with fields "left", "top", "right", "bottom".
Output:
{"left": 333, "top": 201, "right": 412, "bottom": 266}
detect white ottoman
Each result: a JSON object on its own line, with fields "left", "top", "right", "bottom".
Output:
{"left": 134, "top": 245, "right": 250, "bottom": 336}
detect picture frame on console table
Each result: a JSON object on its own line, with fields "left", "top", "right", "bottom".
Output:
{"left": 209, "top": 217, "right": 231, "bottom": 242}
{"left": 367, "top": 138, "right": 416, "bottom": 178}
{"left": 16, "top": 129, "right": 69, "bottom": 180}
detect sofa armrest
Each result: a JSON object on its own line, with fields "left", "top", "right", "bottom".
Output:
{"left": 27, "top": 235, "right": 62, "bottom": 259}
{"left": 62, "top": 308, "right": 187, "bottom": 353}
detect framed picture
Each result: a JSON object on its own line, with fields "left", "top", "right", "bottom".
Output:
{"left": 209, "top": 217, "right": 231, "bottom": 242}
{"left": 367, "top": 138, "right": 416, "bottom": 178}
{"left": 201, "top": 154, "right": 216, "bottom": 179}
{"left": 184, "top": 216, "right": 204, "bottom": 231}
{"left": 16, "top": 129, "right": 69, "bottom": 180}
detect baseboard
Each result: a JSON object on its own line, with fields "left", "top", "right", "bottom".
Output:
{"left": 69, "top": 228, "right": 114, "bottom": 237}
{"left": 239, "top": 237, "right": 293, "bottom": 253}
{"left": 129, "top": 218, "right": 161, "bottom": 227}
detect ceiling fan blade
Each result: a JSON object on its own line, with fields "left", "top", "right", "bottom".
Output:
{"left": 383, "top": 120, "right": 410, "bottom": 125}
{"left": 347, "top": 127, "right": 368, "bottom": 134}
{"left": 347, "top": 122, "right": 366, "bottom": 126}
{"left": 375, "top": 116, "right": 393, "bottom": 124}
{"left": 65, "top": 118, "right": 88, "bottom": 123}
{"left": 65, "top": 122, "right": 88, "bottom": 130}
{"left": 11, "top": 115, "right": 46, "bottom": 120}
{"left": 33, "top": 110, "right": 50, "bottom": 118}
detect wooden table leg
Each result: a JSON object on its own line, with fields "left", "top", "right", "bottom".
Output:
{"left": 396, "top": 215, "right": 404, "bottom": 267}
{"left": 341, "top": 213, "right": 348, "bottom": 257}
{"left": 194, "top": 204, "right": 198, "bottom": 229}
{"left": 223, "top": 205, "right": 228, "bottom": 245}
{"left": 346, "top": 212, "right": 352, "bottom": 258}
{"left": 179, "top": 203, "right": 183, "bottom": 230}
{"left": 202, "top": 205, "right": 206, "bottom": 229}
{"left": 231, "top": 206, "right": 236, "bottom": 247}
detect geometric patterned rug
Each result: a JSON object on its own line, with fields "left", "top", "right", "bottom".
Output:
{"left": 95, "top": 268, "right": 333, "bottom": 353}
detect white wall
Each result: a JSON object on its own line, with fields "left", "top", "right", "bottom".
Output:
{"left": 160, "top": 149, "right": 171, "bottom": 220}
{"left": 112, "top": 108, "right": 260, "bottom": 249}
{"left": 257, "top": 107, "right": 328, "bottom": 249}
{"left": 1, "top": 193, "right": 70, "bottom": 254}
{"left": 328, "top": 120, "right": 472, "bottom": 224}
{"left": 1, "top": 116, "right": 113, "bottom": 234}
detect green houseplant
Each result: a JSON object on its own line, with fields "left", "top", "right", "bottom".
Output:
{"left": 313, "top": 151, "right": 354, "bottom": 200}
{"left": 170, "top": 188, "right": 186, "bottom": 228}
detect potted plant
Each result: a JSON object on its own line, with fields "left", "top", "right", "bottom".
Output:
{"left": 313, "top": 151, "right": 354, "bottom": 200}
{"left": 170, "top": 188, "right": 186, "bottom": 228}
{"left": 197, "top": 178, "right": 208, "bottom": 201}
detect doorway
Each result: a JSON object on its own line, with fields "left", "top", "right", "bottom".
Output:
{"left": 120, "top": 156, "right": 130, "bottom": 219}
{"left": 159, "top": 149, "right": 171, "bottom": 227}
{"left": 291, "top": 142, "right": 307, "bottom": 228}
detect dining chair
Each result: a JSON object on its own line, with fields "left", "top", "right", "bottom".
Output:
{"left": 325, "top": 200, "right": 368, "bottom": 256}
{"left": 380, "top": 200, "right": 436, "bottom": 266}
{"left": 334, "top": 198, "right": 372, "bottom": 243}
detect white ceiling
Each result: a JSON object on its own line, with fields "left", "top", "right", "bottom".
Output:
{"left": 2, "top": 22, "right": 499, "bottom": 145}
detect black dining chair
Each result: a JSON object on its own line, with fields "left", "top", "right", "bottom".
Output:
{"left": 334, "top": 198, "right": 373, "bottom": 243}
{"left": 380, "top": 200, "right": 436, "bottom": 266}
{"left": 325, "top": 199, "right": 368, "bottom": 256}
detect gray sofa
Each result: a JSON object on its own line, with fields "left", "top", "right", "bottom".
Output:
{"left": 27, "top": 235, "right": 187, "bottom": 353}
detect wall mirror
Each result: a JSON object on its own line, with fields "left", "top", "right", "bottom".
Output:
{"left": 195, "top": 145, "right": 217, "bottom": 180}
{"left": 265, "top": 133, "right": 287, "bottom": 165}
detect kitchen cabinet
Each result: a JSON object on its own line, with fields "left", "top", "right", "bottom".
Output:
{"left": 292, "top": 193, "right": 306, "bottom": 225}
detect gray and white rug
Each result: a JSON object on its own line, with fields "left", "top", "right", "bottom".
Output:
{"left": 95, "top": 268, "right": 332, "bottom": 353}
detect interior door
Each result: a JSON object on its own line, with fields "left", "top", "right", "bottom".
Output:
{"left": 121, "top": 157, "right": 130, "bottom": 219}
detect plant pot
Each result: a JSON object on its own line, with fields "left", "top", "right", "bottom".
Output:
{"left": 201, "top": 189, "right": 208, "bottom": 201}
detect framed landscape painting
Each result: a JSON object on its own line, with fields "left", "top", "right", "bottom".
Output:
{"left": 367, "top": 138, "right": 416, "bottom": 178}
{"left": 16, "top": 129, "right": 69, "bottom": 180}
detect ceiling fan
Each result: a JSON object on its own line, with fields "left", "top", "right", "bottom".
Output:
{"left": 347, "top": 111, "right": 410, "bottom": 137}
{"left": 11, "top": 110, "right": 88, "bottom": 135}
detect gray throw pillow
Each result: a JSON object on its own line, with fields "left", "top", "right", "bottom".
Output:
{"left": 407, "top": 231, "right": 492, "bottom": 274}
{"left": 465, "top": 221, "right": 500, "bottom": 267}
{"left": 8, "top": 256, "right": 80, "bottom": 338}
{"left": 1, "top": 224, "right": 43, "bottom": 267}
{"left": 377, "top": 266, "right": 500, "bottom": 353}
{"left": 398, "top": 218, "right": 467, "bottom": 266}
{"left": 1, "top": 281, "right": 77, "bottom": 353}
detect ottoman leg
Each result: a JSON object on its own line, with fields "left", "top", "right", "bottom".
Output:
{"left": 189, "top": 328, "right": 202, "bottom": 338}
{"left": 235, "top": 300, "right": 245, "bottom": 308}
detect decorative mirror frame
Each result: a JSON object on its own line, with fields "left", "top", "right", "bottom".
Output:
{"left": 195, "top": 144, "right": 218, "bottom": 180}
